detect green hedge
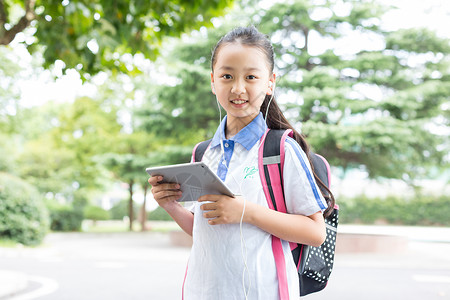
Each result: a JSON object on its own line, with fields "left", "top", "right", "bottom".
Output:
{"left": 49, "top": 205, "right": 84, "bottom": 231}
{"left": 147, "top": 206, "right": 172, "bottom": 221}
{"left": 338, "top": 194, "right": 450, "bottom": 226}
{"left": 0, "top": 173, "right": 49, "bottom": 246}
{"left": 84, "top": 205, "right": 110, "bottom": 221}
{"left": 109, "top": 200, "right": 139, "bottom": 220}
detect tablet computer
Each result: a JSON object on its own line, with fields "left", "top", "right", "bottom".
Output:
{"left": 145, "top": 162, "right": 234, "bottom": 202}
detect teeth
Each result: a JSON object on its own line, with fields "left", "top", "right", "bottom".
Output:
{"left": 232, "top": 100, "right": 246, "bottom": 104}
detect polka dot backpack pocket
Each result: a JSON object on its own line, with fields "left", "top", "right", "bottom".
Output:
{"left": 295, "top": 204, "right": 338, "bottom": 296}
{"left": 259, "top": 129, "right": 339, "bottom": 298}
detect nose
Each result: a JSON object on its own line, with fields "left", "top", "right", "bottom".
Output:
{"left": 231, "top": 79, "right": 246, "bottom": 95}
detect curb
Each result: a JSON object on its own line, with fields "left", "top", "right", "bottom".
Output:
{"left": 0, "top": 270, "right": 28, "bottom": 298}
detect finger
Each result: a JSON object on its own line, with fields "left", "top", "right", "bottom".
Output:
{"left": 148, "top": 176, "right": 163, "bottom": 186}
{"left": 151, "top": 183, "right": 181, "bottom": 194}
{"left": 153, "top": 190, "right": 182, "bottom": 202}
{"left": 200, "top": 203, "right": 216, "bottom": 211}
{"left": 208, "top": 216, "right": 227, "bottom": 225}
{"left": 198, "top": 194, "right": 222, "bottom": 202}
{"left": 203, "top": 210, "right": 220, "bottom": 220}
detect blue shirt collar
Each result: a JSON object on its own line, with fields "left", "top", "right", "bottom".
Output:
{"left": 210, "top": 113, "right": 267, "bottom": 150}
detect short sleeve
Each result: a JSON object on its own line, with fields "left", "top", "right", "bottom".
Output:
{"left": 283, "top": 137, "right": 327, "bottom": 216}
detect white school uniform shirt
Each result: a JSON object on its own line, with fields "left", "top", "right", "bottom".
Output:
{"left": 183, "top": 113, "right": 327, "bottom": 300}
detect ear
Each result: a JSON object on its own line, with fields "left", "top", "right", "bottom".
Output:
{"left": 267, "top": 73, "right": 276, "bottom": 95}
{"left": 211, "top": 72, "right": 216, "bottom": 95}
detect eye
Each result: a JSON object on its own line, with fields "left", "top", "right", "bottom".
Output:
{"left": 221, "top": 74, "right": 232, "bottom": 79}
{"left": 246, "top": 75, "right": 257, "bottom": 80}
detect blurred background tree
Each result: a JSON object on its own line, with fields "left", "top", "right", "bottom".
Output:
{"left": 145, "top": 0, "right": 449, "bottom": 185}
{"left": 0, "top": 0, "right": 236, "bottom": 237}
{"left": 0, "top": 0, "right": 448, "bottom": 239}
{"left": 256, "top": 0, "right": 449, "bottom": 183}
{"left": 0, "top": 0, "right": 234, "bottom": 77}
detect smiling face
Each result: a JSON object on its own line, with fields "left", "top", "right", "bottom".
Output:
{"left": 211, "top": 43, "right": 275, "bottom": 136}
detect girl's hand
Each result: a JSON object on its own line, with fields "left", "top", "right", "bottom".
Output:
{"left": 148, "top": 176, "right": 182, "bottom": 210}
{"left": 198, "top": 195, "right": 249, "bottom": 225}
{"left": 148, "top": 175, "right": 194, "bottom": 236}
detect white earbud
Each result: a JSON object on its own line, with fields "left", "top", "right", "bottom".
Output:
{"left": 267, "top": 80, "right": 275, "bottom": 95}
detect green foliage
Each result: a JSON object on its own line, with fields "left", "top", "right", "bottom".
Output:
{"left": 109, "top": 200, "right": 138, "bottom": 220}
{"left": 50, "top": 97, "right": 122, "bottom": 190}
{"left": 19, "top": 137, "right": 76, "bottom": 194}
{"left": 84, "top": 205, "right": 110, "bottom": 221}
{"left": 134, "top": 0, "right": 449, "bottom": 183}
{"left": 48, "top": 204, "right": 83, "bottom": 232}
{"left": 254, "top": 0, "right": 449, "bottom": 180}
{"left": 386, "top": 28, "right": 450, "bottom": 54}
{"left": 1, "top": 0, "right": 448, "bottom": 223}
{"left": 147, "top": 206, "right": 172, "bottom": 221}
{"left": 0, "top": 133, "right": 17, "bottom": 173}
{"left": 137, "top": 48, "right": 226, "bottom": 142}
{"left": 0, "top": 172, "right": 49, "bottom": 246}
{"left": 0, "top": 46, "right": 25, "bottom": 143}
{"left": 339, "top": 194, "right": 450, "bottom": 226}
{"left": 1, "top": 0, "right": 235, "bottom": 77}
{"left": 15, "top": 97, "right": 123, "bottom": 199}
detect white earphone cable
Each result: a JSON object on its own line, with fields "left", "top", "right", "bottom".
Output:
{"left": 215, "top": 91, "right": 251, "bottom": 299}
{"left": 213, "top": 79, "right": 276, "bottom": 299}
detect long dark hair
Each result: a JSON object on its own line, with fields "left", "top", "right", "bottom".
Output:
{"left": 211, "top": 26, "right": 335, "bottom": 217}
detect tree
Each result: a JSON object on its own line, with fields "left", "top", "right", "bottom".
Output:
{"left": 100, "top": 132, "right": 192, "bottom": 231}
{"left": 137, "top": 27, "right": 234, "bottom": 142}
{"left": 0, "top": 46, "right": 23, "bottom": 173}
{"left": 256, "top": 0, "right": 449, "bottom": 182}
{"left": 8, "top": 95, "right": 124, "bottom": 206}
{"left": 0, "top": 0, "right": 234, "bottom": 77}
{"left": 139, "top": 0, "right": 449, "bottom": 184}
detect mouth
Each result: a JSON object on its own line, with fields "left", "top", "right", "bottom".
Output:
{"left": 230, "top": 99, "right": 248, "bottom": 105}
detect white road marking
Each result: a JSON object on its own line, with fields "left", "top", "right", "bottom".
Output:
{"left": 8, "top": 275, "right": 58, "bottom": 300}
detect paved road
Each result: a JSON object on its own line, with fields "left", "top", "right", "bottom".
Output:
{"left": 1, "top": 227, "right": 450, "bottom": 300}
{"left": 0, "top": 232, "right": 190, "bottom": 300}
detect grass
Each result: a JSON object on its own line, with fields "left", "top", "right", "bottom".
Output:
{"left": 0, "top": 239, "right": 19, "bottom": 247}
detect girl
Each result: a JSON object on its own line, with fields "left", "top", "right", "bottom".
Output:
{"left": 148, "top": 26, "right": 333, "bottom": 299}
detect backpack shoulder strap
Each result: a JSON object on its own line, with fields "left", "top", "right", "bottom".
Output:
{"left": 258, "top": 129, "right": 293, "bottom": 213}
{"left": 259, "top": 129, "right": 336, "bottom": 299}
{"left": 258, "top": 128, "right": 293, "bottom": 300}
{"left": 310, "top": 153, "right": 331, "bottom": 188}
{"left": 192, "top": 139, "right": 212, "bottom": 162}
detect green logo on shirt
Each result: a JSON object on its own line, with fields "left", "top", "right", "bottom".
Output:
{"left": 244, "top": 166, "right": 258, "bottom": 179}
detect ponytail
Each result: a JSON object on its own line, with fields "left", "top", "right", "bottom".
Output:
{"left": 261, "top": 95, "right": 336, "bottom": 217}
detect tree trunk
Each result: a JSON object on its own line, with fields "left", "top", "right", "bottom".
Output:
{"left": 140, "top": 185, "right": 149, "bottom": 231}
{"left": 128, "top": 180, "right": 134, "bottom": 231}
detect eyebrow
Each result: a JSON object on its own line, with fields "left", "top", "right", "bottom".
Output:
{"left": 218, "top": 66, "right": 262, "bottom": 72}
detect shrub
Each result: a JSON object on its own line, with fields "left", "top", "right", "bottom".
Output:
{"left": 0, "top": 172, "right": 49, "bottom": 246}
{"left": 49, "top": 205, "right": 84, "bottom": 231}
{"left": 109, "top": 200, "right": 138, "bottom": 220}
{"left": 338, "top": 194, "right": 450, "bottom": 226}
{"left": 147, "top": 206, "right": 172, "bottom": 221}
{"left": 84, "top": 205, "right": 110, "bottom": 221}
